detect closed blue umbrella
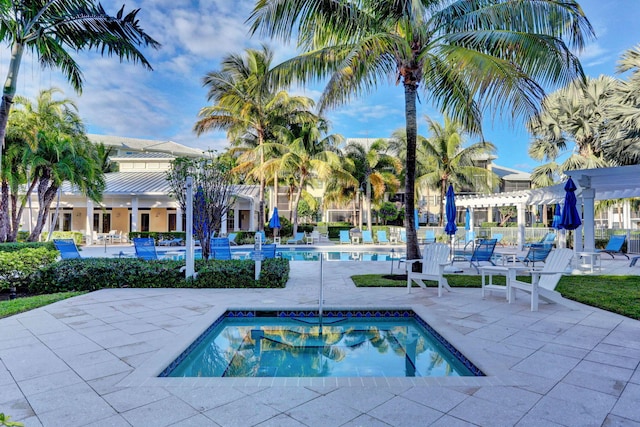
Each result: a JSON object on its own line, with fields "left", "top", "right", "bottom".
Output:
{"left": 414, "top": 208, "right": 420, "bottom": 229}
{"left": 551, "top": 203, "right": 563, "bottom": 230}
{"left": 560, "top": 178, "right": 581, "bottom": 230}
{"left": 444, "top": 185, "right": 458, "bottom": 236}
{"left": 269, "top": 207, "right": 281, "bottom": 238}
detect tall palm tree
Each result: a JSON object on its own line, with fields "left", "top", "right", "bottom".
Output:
{"left": 417, "top": 116, "right": 498, "bottom": 226}
{"left": 344, "top": 139, "right": 401, "bottom": 230}
{"left": 527, "top": 75, "right": 616, "bottom": 187}
{"left": 248, "top": 0, "right": 593, "bottom": 261}
{"left": 194, "top": 46, "right": 316, "bottom": 231}
{"left": 0, "top": 1, "right": 159, "bottom": 170}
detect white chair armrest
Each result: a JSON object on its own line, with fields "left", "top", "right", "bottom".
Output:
{"left": 404, "top": 259, "right": 422, "bottom": 266}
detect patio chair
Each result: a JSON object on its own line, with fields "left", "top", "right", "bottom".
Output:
{"left": 259, "top": 243, "right": 277, "bottom": 259}
{"left": 422, "top": 230, "right": 436, "bottom": 244}
{"left": 453, "top": 238, "right": 498, "bottom": 273}
{"left": 376, "top": 230, "right": 390, "bottom": 244}
{"left": 211, "top": 237, "right": 232, "bottom": 260}
{"left": 630, "top": 256, "right": 640, "bottom": 267}
{"left": 507, "top": 248, "right": 576, "bottom": 311}
{"left": 405, "top": 243, "right": 452, "bottom": 297}
{"left": 158, "top": 237, "right": 184, "bottom": 246}
{"left": 516, "top": 243, "right": 553, "bottom": 268}
{"left": 53, "top": 239, "right": 82, "bottom": 259}
{"left": 287, "top": 232, "right": 306, "bottom": 244}
{"left": 339, "top": 230, "right": 351, "bottom": 244}
{"left": 227, "top": 233, "right": 238, "bottom": 246}
{"left": 492, "top": 233, "right": 504, "bottom": 246}
{"left": 524, "top": 232, "right": 556, "bottom": 248}
{"left": 596, "top": 235, "right": 629, "bottom": 259}
{"left": 458, "top": 231, "right": 476, "bottom": 251}
{"left": 362, "top": 230, "right": 374, "bottom": 244}
{"left": 399, "top": 229, "right": 407, "bottom": 243}
{"left": 132, "top": 237, "right": 159, "bottom": 261}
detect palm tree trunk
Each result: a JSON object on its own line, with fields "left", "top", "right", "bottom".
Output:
{"left": 0, "top": 43, "right": 24, "bottom": 170}
{"left": 366, "top": 179, "right": 372, "bottom": 230}
{"left": 291, "top": 175, "right": 306, "bottom": 236}
{"left": 404, "top": 82, "right": 420, "bottom": 262}
{"left": 0, "top": 180, "right": 8, "bottom": 242}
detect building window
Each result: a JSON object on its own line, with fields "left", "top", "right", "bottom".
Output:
{"left": 141, "top": 213, "right": 150, "bottom": 232}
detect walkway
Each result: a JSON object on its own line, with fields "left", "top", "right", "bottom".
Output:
{"left": 1, "top": 247, "right": 639, "bottom": 426}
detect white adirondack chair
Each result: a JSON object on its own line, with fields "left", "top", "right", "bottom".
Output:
{"left": 507, "top": 248, "right": 575, "bottom": 311}
{"left": 406, "top": 243, "right": 452, "bottom": 297}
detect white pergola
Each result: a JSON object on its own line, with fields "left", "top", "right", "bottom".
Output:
{"left": 456, "top": 165, "right": 640, "bottom": 250}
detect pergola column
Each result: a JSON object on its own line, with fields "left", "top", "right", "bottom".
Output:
{"left": 176, "top": 207, "right": 183, "bottom": 232}
{"left": 582, "top": 188, "right": 595, "bottom": 251}
{"left": 517, "top": 203, "right": 526, "bottom": 250}
{"left": 131, "top": 197, "right": 139, "bottom": 232}
{"left": 86, "top": 200, "right": 94, "bottom": 244}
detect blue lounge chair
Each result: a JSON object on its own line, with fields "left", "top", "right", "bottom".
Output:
{"left": 422, "top": 230, "right": 436, "bottom": 244}
{"left": 287, "top": 232, "right": 306, "bottom": 244}
{"left": 260, "top": 244, "right": 277, "bottom": 259}
{"left": 597, "top": 235, "right": 628, "bottom": 259}
{"left": 454, "top": 238, "right": 497, "bottom": 273}
{"left": 492, "top": 233, "right": 504, "bottom": 246}
{"left": 362, "top": 230, "right": 374, "bottom": 244}
{"left": 227, "top": 233, "right": 238, "bottom": 246}
{"left": 211, "top": 237, "right": 232, "bottom": 260}
{"left": 376, "top": 230, "right": 390, "bottom": 244}
{"left": 516, "top": 243, "right": 552, "bottom": 268}
{"left": 53, "top": 239, "right": 82, "bottom": 259}
{"left": 524, "top": 232, "right": 556, "bottom": 248}
{"left": 399, "top": 229, "right": 407, "bottom": 243}
{"left": 132, "top": 237, "right": 159, "bottom": 260}
{"left": 339, "top": 230, "right": 350, "bottom": 244}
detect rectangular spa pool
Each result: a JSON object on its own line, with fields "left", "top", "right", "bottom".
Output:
{"left": 160, "top": 310, "right": 483, "bottom": 378}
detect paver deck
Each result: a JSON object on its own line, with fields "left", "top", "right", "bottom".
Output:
{"left": 1, "top": 244, "right": 639, "bottom": 426}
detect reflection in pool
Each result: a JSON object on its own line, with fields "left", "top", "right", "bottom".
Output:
{"left": 160, "top": 310, "right": 483, "bottom": 378}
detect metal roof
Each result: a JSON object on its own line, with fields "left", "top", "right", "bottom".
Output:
{"left": 88, "top": 134, "right": 205, "bottom": 157}
{"left": 61, "top": 171, "right": 260, "bottom": 200}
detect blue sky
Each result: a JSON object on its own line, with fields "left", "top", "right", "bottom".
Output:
{"left": 5, "top": 0, "right": 640, "bottom": 172}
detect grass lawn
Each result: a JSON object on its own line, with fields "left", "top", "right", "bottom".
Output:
{"left": 352, "top": 274, "right": 640, "bottom": 320}
{"left": 0, "top": 292, "right": 85, "bottom": 319}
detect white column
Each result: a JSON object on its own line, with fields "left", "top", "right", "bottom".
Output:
{"left": 86, "top": 200, "right": 94, "bottom": 244}
{"left": 131, "top": 197, "right": 139, "bottom": 232}
{"left": 221, "top": 211, "right": 228, "bottom": 236}
{"left": 582, "top": 188, "right": 595, "bottom": 252}
{"left": 469, "top": 207, "right": 475, "bottom": 232}
{"left": 517, "top": 203, "right": 526, "bottom": 250}
{"left": 234, "top": 206, "right": 239, "bottom": 231}
{"left": 623, "top": 200, "right": 631, "bottom": 229}
{"left": 249, "top": 199, "right": 255, "bottom": 231}
{"left": 176, "top": 206, "right": 183, "bottom": 232}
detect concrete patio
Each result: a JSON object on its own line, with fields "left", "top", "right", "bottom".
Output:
{"left": 1, "top": 246, "right": 639, "bottom": 426}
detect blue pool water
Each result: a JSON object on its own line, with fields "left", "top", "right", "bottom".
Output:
{"left": 160, "top": 310, "right": 483, "bottom": 378}
{"left": 162, "top": 248, "right": 405, "bottom": 261}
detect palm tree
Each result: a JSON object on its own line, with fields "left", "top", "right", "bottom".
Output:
{"left": 264, "top": 118, "right": 345, "bottom": 236}
{"left": 527, "top": 75, "right": 617, "bottom": 187}
{"left": 194, "top": 45, "right": 316, "bottom": 231}
{"left": 0, "top": 1, "right": 159, "bottom": 170}
{"left": 344, "top": 139, "right": 401, "bottom": 230}
{"left": 417, "top": 116, "right": 499, "bottom": 226}
{"left": 602, "top": 45, "right": 640, "bottom": 164}
{"left": 248, "top": 0, "right": 594, "bottom": 261}
{"left": 10, "top": 89, "right": 104, "bottom": 241}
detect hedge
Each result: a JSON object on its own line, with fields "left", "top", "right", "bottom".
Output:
{"left": 0, "top": 247, "right": 59, "bottom": 291}
{"left": 0, "top": 241, "right": 56, "bottom": 252}
{"left": 29, "top": 257, "right": 290, "bottom": 294}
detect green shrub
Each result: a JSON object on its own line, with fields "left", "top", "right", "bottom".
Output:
{"left": 194, "top": 258, "right": 289, "bottom": 288}
{"left": 0, "top": 241, "right": 56, "bottom": 252}
{"left": 50, "top": 231, "right": 84, "bottom": 243}
{"left": 0, "top": 248, "right": 59, "bottom": 291}
{"left": 128, "top": 231, "right": 186, "bottom": 242}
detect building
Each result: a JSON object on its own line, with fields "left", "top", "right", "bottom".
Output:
{"left": 27, "top": 135, "right": 260, "bottom": 243}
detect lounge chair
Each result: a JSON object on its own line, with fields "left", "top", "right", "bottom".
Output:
{"left": 454, "top": 238, "right": 497, "bottom": 273}
{"left": 376, "top": 230, "right": 390, "bottom": 244}
{"left": 362, "top": 230, "right": 374, "bottom": 244}
{"left": 339, "top": 230, "right": 351, "bottom": 244}
{"left": 516, "top": 243, "right": 552, "bottom": 268}
{"left": 158, "top": 237, "right": 184, "bottom": 246}
{"left": 227, "top": 233, "right": 238, "bottom": 246}
{"left": 399, "top": 229, "right": 407, "bottom": 243}
{"left": 507, "top": 248, "right": 575, "bottom": 311}
{"left": 597, "top": 235, "right": 629, "bottom": 259}
{"left": 458, "top": 231, "right": 476, "bottom": 251}
{"left": 421, "top": 230, "right": 436, "bottom": 244}
{"left": 287, "top": 232, "right": 306, "bottom": 244}
{"left": 310, "top": 230, "right": 320, "bottom": 243}
{"left": 132, "top": 237, "right": 159, "bottom": 260}
{"left": 260, "top": 244, "right": 277, "bottom": 259}
{"left": 524, "top": 232, "right": 556, "bottom": 248}
{"left": 211, "top": 237, "right": 232, "bottom": 260}
{"left": 492, "top": 233, "right": 504, "bottom": 246}
{"left": 405, "top": 243, "right": 452, "bottom": 297}
{"left": 53, "top": 239, "right": 82, "bottom": 259}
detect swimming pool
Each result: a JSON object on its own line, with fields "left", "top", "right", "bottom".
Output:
{"left": 160, "top": 309, "right": 483, "bottom": 378}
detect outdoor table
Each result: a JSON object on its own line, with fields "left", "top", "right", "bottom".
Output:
{"left": 479, "top": 265, "right": 530, "bottom": 301}
{"left": 576, "top": 251, "right": 602, "bottom": 273}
